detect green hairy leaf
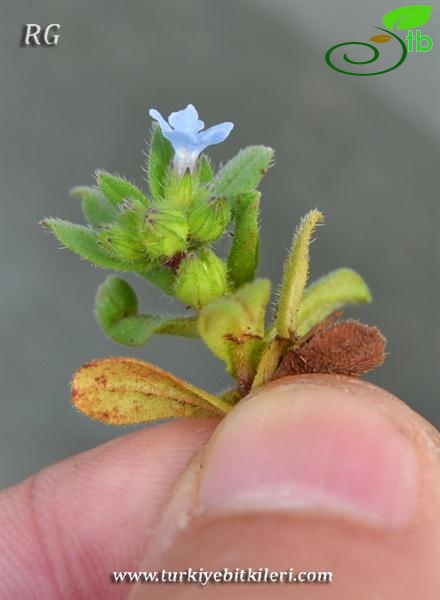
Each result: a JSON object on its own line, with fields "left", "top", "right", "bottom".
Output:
{"left": 139, "top": 264, "right": 176, "bottom": 296}
{"left": 147, "top": 125, "right": 174, "bottom": 201}
{"left": 276, "top": 209, "right": 324, "bottom": 338}
{"left": 72, "top": 357, "right": 231, "bottom": 424}
{"left": 215, "top": 146, "right": 274, "bottom": 198}
{"left": 227, "top": 192, "right": 261, "bottom": 289}
{"left": 42, "top": 219, "right": 136, "bottom": 271}
{"left": 71, "top": 186, "right": 118, "bottom": 227}
{"left": 296, "top": 268, "right": 372, "bottom": 338}
{"left": 96, "top": 276, "right": 198, "bottom": 347}
{"left": 97, "top": 171, "right": 149, "bottom": 207}
{"left": 382, "top": 5, "right": 434, "bottom": 31}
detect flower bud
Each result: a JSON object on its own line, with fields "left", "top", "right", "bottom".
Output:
{"left": 188, "top": 197, "right": 231, "bottom": 243}
{"left": 174, "top": 249, "right": 228, "bottom": 309}
{"left": 143, "top": 208, "right": 188, "bottom": 259}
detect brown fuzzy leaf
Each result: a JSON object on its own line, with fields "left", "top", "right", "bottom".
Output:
{"left": 369, "top": 34, "right": 392, "bottom": 43}
{"left": 71, "top": 357, "right": 228, "bottom": 425}
{"left": 275, "top": 320, "right": 386, "bottom": 379}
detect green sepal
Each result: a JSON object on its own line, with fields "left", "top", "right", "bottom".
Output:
{"left": 97, "top": 171, "right": 149, "bottom": 207}
{"left": 147, "top": 124, "right": 174, "bottom": 201}
{"left": 188, "top": 197, "right": 231, "bottom": 243}
{"left": 71, "top": 186, "right": 117, "bottom": 227}
{"left": 227, "top": 192, "right": 260, "bottom": 289}
{"left": 174, "top": 249, "right": 228, "bottom": 309}
{"left": 143, "top": 207, "right": 188, "bottom": 259}
{"left": 41, "top": 218, "right": 137, "bottom": 271}
{"left": 198, "top": 279, "right": 271, "bottom": 392}
{"left": 214, "top": 146, "right": 274, "bottom": 198}
{"left": 98, "top": 215, "right": 147, "bottom": 263}
{"left": 276, "top": 209, "right": 324, "bottom": 338}
{"left": 95, "top": 276, "right": 198, "bottom": 347}
{"left": 296, "top": 268, "right": 372, "bottom": 337}
{"left": 164, "top": 170, "right": 194, "bottom": 209}
{"left": 197, "top": 155, "right": 214, "bottom": 184}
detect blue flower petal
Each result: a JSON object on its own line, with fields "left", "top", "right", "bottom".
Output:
{"left": 149, "top": 109, "right": 172, "bottom": 133}
{"left": 149, "top": 104, "right": 234, "bottom": 173}
{"left": 162, "top": 129, "right": 197, "bottom": 151}
{"left": 197, "top": 122, "right": 234, "bottom": 148}
{"left": 168, "top": 104, "right": 204, "bottom": 137}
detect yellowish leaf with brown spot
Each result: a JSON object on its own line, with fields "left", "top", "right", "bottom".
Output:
{"left": 369, "top": 34, "right": 392, "bottom": 44}
{"left": 198, "top": 279, "right": 271, "bottom": 394}
{"left": 71, "top": 357, "right": 231, "bottom": 424}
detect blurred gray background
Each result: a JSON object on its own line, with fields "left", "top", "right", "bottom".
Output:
{"left": 1, "top": 0, "right": 439, "bottom": 489}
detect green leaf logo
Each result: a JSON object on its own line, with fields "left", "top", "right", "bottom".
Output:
{"left": 382, "top": 5, "right": 434, "bottom": 31}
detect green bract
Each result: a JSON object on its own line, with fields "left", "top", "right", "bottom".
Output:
{"left": 43, "top": 106, "right": 383, "bottom": 427}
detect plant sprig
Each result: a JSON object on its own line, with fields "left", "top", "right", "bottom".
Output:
{"left": 42, "top": 104, "right": 385, "bottom": 425}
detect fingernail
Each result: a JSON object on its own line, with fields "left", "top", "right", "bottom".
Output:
{"left": 199, "top": 381, "right": 419, "bottom": 525}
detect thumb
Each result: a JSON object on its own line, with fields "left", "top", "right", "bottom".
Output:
{"left": 130, "top": 375, "right": 440, "bottom": 599}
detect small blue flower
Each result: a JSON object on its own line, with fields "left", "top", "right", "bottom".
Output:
{"left": 149, "top": 104, "right": 234, "bottom": 175}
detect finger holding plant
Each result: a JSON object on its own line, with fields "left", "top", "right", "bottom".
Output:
{"left": 42, "top": 104, "right": 385, "bottom": 426}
